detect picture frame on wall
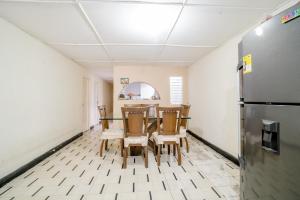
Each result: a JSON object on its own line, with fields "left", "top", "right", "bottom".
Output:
{"left": 120, "top": 78, "right": 129, "bottom": 85}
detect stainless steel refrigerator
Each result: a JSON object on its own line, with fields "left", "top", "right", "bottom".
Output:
{"left": 239, "top": 3, "right": 300, "bottom": 200}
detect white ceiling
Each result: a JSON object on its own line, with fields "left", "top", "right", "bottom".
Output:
{"left": 0, "top": 0, "right": 289, "bottom": 80}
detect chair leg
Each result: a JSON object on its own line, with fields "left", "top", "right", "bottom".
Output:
{"left": 123, "top": 147, "right": 128, "bottom": 169}
{"left": 180, "top": 138, "right": 183, "bottom": 147}
{"left": 157, "top": 144, "right": 161, "bottom": 166}
{"left": 167, "top": 145, "right": 170, "bottom": 155}
{"left": 100, "top": 140, "right": 105, "bottom": 157}
{"left": 120, "top": 139, "right": 124, "bottom": 157}
{"left": 176, "top": 144, "right": 182, "bottom": 166}
{"left": 173, "top": 144, "right": 176, "bottom": 156}
{"left": 105, "top": 140, "right": 108, "bottom": 151}
{"left": 184, "top": 137, "right": 189, "bottom": 153}
{"left": 153, "top": 141, "right": 157, "bottom": 156}
{"left": 144, "top": 146, "right": 148, "bottom": 168}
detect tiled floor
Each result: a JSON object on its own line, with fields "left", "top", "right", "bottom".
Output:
{"left": 0, "top": 127, "right": 240, "bottom": 200}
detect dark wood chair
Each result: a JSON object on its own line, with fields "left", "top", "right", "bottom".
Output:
{"left": 98, "top": 105, "right": 123, "bottom": 157}
{"left": 121, "top": 106, "right": 150, "bottom": 168}
{"left": 152, "top": 107, "right": 182, "bottom": 166}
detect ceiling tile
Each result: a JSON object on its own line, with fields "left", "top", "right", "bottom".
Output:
{"left": 106, "top": 45, "right": 164, "bottom": 60}
{"left": 82, "top": 0, "right": 184, "bottom": 3}
{"left": 187, "top": 0, "right": 287, "bottom": 9}
{"left": 160, "top": 46, "right": 215, "bottom": 60}
{"left": 112, "top": 60, "right": 193, "bottom": 68}
{"left": 53, "top": 45, "right": 109, "bottom": 61}
{"left": 0, "top": 2, "right": 98, "bottom": 43}
{"left": 168, "top": 6, "right": 268, "bottom": 46}
{"left": 149, "top": 61, "right": 193, "bottom": 67}
{"left": 82, "top": 2, "right": 182, "bottom": 43}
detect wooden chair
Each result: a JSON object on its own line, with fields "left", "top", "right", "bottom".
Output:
{"left": 98, "top": 105, "right": 109, "bottom": 131}
{"left": 98, "top": 105, "right": 124, "bottom": 157}
{"left": 121, "top": 106, "right": 150, "bottom": 168}
{"left": 179, "top": 104, "right": 191, "bottom": 153}
{"left": 152, "top": 107, "right": 182, "bottom": 166}
{"left": 124, "top": 104, "right": 142, "bottom": 107}
{"left": 124, "top": 103, "right": 158, "bottom": 118}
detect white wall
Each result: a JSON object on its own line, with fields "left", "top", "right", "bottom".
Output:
{"left": 188, "top": 35, "right": 242, "bottom": 158}
{"left": 86, "top": 73, "right": 104, "bottom": 128}
{"left": 0, "top": 18, "right": 100, "bottom": 178}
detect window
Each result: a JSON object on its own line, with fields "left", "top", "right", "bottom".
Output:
{"left": 169, "top": 76, "right": 183, "bottom": 105}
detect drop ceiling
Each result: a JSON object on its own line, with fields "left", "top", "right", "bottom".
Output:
{"left": 0, "top": 0, "right": 289, "bottom": 80}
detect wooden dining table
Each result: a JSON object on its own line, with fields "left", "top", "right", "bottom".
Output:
{"left": 99, "top": 115, "right": 191, "bottom": 156}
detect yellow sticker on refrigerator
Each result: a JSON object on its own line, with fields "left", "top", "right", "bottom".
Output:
{"left": 243, "top": 54, "right": 252, "bottom": 74}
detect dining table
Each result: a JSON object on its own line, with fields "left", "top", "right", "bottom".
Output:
{"left": 99, "top": 115, "right": 191, "bottom": 156}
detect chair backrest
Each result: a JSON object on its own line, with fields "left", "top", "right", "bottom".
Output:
{"left": 124, "top": 104, "right": 158, "bottom": 117}
{"left": 180, "top": 104, "right": 191, "bottom": 129}
{"left": 121, "top": 107, "right": 150, "bottom": 137}
{"left": 156, "top": 107, "right": 182, "bottom": 135}
{"left": 98, "top": 105, "right": 109, "bottom": 131}
{"left": 124, "top": 104, "right": 142, "bottom": 107}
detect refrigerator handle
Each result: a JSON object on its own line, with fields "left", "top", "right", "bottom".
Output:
{"left": 239, "top": 155, "right": 246, "bottom": 170}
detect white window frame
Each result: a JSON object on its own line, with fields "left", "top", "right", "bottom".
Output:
{"left": 169, "top": 76, "right": 183, "bottom": 105}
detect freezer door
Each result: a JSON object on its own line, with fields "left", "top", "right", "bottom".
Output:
{"left": 242, "top": 3, "right": 300, "bottom": 103}
{"left": 241, "top": 104, "right": 300, "bottom": 200}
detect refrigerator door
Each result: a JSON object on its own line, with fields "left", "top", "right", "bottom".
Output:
{"left": 241, "top": 104, "right": 300, "bottom": 200}
{"left": 242, "top": 3, "right": 300, "bottom": 103}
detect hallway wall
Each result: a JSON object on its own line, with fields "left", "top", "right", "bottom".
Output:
{"left": 188, "top": 34, "right": 242, "bottom": 158}
{"left": 0, "top": 17, "right": 94, "bottom": 178}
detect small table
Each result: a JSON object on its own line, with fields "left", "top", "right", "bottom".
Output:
{"left": 100, "top": 116, "right": 191, "bottom": 156}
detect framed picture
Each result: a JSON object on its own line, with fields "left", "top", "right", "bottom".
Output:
{"left": 120, "top": 78, "right": 129, "bottom": 85}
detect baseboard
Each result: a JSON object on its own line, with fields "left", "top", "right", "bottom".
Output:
{"left": 187, "top": 129, "right": 239, "bottom": 166}
{"left": 0, "top": 132, "right": 83, "bottom": 188}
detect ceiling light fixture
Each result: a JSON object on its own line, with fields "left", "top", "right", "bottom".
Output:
{"left": 127, "top": 4, "right": 179, "bottom": 40}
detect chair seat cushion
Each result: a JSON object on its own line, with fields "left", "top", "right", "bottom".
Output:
{"left": 152, "top": 132, "right": 179, "bottom": 144}
{"left": 124, "top": 136, "right": 148, "bottom": 147}
{"left": 179, "top": 128, "right": 187, "bottom": 138}
{"left": 100, "top": 128, "right": 124, "bottom": 140}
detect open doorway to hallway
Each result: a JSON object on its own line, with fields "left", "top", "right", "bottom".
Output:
{"left": 100, "top": 81, "right": 113, "bottom": 115}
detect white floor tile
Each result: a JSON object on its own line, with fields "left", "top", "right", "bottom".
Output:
{"left": 0, "top": 130, "right": 240, "bottom": 200}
